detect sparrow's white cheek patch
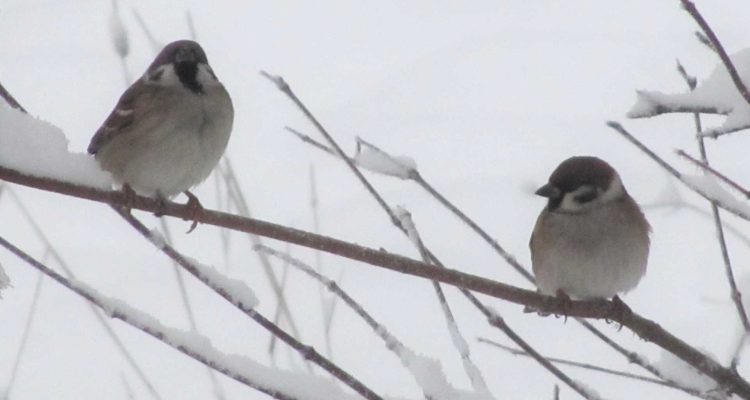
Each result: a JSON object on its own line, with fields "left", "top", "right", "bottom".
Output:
{"left": 147, "top": 65, "right": 181, "bottom": 87}
{"left": 196, "top": 64, "right": 220, "bottom": 86}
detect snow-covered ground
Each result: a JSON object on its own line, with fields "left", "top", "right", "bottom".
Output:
{"left": 3, "top": 0, "right": 750, "bottom": 399}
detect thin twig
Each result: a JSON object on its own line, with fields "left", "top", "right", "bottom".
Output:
{"left": 0, "top": 82, "right": 27, "bottom": 113}
{"left": 267, "top": 244, "right": 292, "bottom": 362}
{"left": 676, "top": 60, "right": 750, "bottom": 363}
{"left": 158, "top": 219, "right": 227, "bottom": 399}
{"left": 5, "top": 187, "right": 163, "bottom": 400}
{"left": 219, "top": 158, "right": 305, "bottom": 347}
{"left": 0, "top": 235, "right": 299, "bottom": 400}
{"left": 676, "top": 151, "right": 750, "bottom": 199}
{"left": 257, "top": 244, "right": 468, "bottom": 399}
{"left": 680, "top": 0, "right": 750, "bottom": 109}
{"left": 131, "top": 9, "right": 161, "bottom": 52}
{"left": 478, "top": 338, "right": 686, "bottom": 390}
{"left": 4, "top": 268, "right": 45, "bottom": 399}
{"left": 113, "top": 207, "right": 382, "bottom": 400}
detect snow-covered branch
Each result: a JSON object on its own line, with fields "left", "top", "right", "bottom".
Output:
{"left": 256, "top": 244, "right": 492, "bottom": 400}
{"left": 114, "top": 208, "right": 383, "bottom": 400}
{"left": 0, "top": 235, "right": 365, "bottom": 400}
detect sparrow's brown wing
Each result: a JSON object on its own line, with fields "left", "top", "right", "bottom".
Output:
{"left": 88, "top": 79, "right": 148, "bottom": 155}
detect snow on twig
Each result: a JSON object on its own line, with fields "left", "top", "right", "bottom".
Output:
{"left": 255, "top": 244, "right": 492, "bottom": 400}
{"left": 0, "top": 235, "right": 361, "bottom": 400}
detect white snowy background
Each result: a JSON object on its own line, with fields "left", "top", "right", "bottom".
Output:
{"left": 2, "top": 0, "right": 750, "bottom": 399}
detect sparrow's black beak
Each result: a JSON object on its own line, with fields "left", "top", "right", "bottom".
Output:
{"left": 535, "top": 183, "right": 561, "bottom": 198}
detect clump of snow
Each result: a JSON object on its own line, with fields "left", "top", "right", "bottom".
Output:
{"left": 398, "top": 347, "right": 493, "bottom": 400}
{"left": 627, "top": 48, "right": 750, "bottom": 136}
{"left": 0, "top": 262, "right": 11, "bottom": 298}
{"left": 681, "top": 174, "right": 750, "bottom": 218}
{"left": 354, "top": 139, "right": 417, "bottom": 179}
{"left": 394, "top": 206, "right": 422, "bottom": 248}
{"left": 185, "top": 257, "right": 259, "bottom": 309}
{"left": 654, "top": 350, "right": 718, "bottom": 392}
{"left": 68, "top": 277, "right": 358, "bottom": 400}
{"left": 0, "top": 102, "right": 113, "bottom": 188}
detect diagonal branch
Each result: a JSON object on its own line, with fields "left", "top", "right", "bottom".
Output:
{"left": 113, "top": 207, "right": 383, "bottom": 400}
{"left": 1, "top": 161, "right": 749, "bottom": 397}
{"left": 0, "top": 235, "right": 299, "bottom": 400}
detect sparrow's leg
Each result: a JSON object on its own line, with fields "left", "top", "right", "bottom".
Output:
{"left": 183, "top": 190, "right": 203, "bottom": 233}
{"left": 153, "top": 194, "right": 168, "bottom": 217}
{"left": 554, "top": 289, "right": 573, "bottom": 321}
{"left": 120, "top": 184, "right": 136, "bottom": 214}
{"left": 609, "top": 295, "right": 632, "bottom": 330}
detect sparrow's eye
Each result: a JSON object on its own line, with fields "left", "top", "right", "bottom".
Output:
{"left": 573, "top": 186, "right": 598, "bottom": 204}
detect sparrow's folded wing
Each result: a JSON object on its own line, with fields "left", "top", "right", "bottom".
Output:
{"left": 88, "top": 80, "right": 148, "bottom": 155}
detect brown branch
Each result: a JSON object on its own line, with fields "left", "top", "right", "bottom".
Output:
{"left": 680, "top": 0, "right": 750, "bottom": 109}
{"left": 1, "top": 161, "right": 749, "bottom": 397}
{"left": 0, "top": 235, "right": 298, "bottom": 400}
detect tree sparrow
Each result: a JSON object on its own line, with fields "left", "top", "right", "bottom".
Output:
{"left": 88, "top": 40, "right": 233, "bottom": 229}
{"left": 529, "top": 156, "right": 650, "bottom": 299}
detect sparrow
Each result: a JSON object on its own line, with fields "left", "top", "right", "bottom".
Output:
{"left": 88, "top": 40, "right": 233, "bottom": 230}
{"left": 529, "top": 156, "right": 650, "bottom": 300}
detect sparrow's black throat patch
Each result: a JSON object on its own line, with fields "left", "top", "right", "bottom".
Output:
{"left": 175, "top": 61, "right": 203, "bottom": 94}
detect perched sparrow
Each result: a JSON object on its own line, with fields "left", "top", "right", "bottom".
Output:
{"left": 88, "top": 40, "right": 233, "bottom": 228}
{"left": 529, "top": 156, "right": 650, "bottom": 299}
